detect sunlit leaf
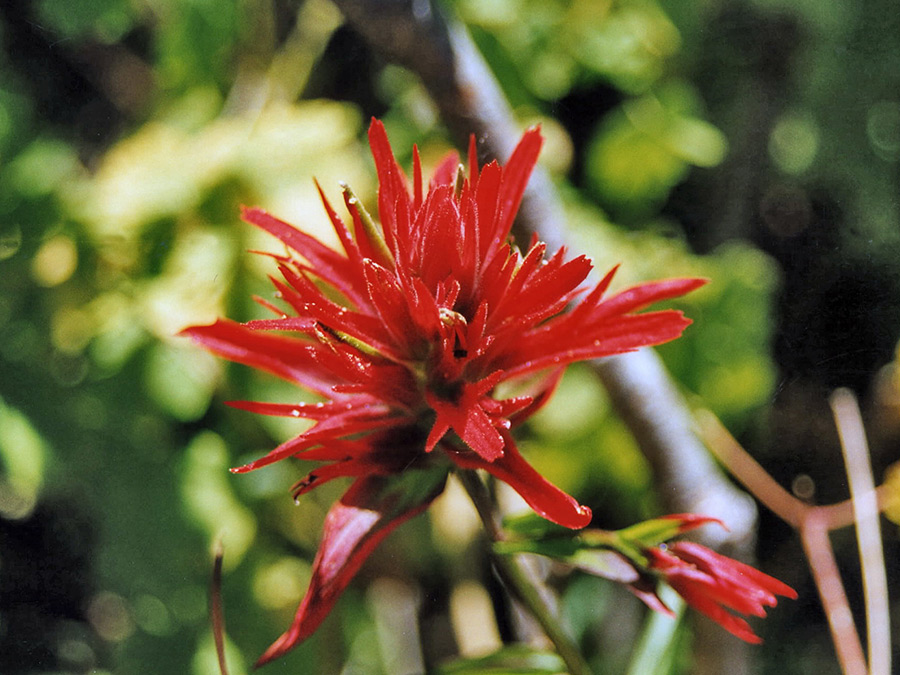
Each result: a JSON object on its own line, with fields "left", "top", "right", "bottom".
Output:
{"left": 0, "top": 397, "right": 51, "bottom": 520}
{"left": 144, "top": 343, "right": 219, "bottom": 422}
{"left": 180, "top": 431, "right": 257, "bottom": 569}
{"left": 883, "top": 460, "right": 900, "bottom": 526}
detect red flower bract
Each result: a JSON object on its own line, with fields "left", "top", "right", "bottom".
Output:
{"left": 639, "top": 541, "right": 798, "bottom": 644}
{"left": 183, "top": 119, "right": 705, "bottom": 665}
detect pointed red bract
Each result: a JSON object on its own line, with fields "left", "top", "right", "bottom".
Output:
{"left": 182, "top": 119, "right": 705, "bottom": 663}
{"left": 639, "top": 540, "right": 798, "bottom": 644}
{"left": 255, "top": 474, "right": 444, "bottom": 667}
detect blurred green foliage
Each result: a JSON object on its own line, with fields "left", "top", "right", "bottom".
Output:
{"left": 1, "top": 0, "right": 898, "bottom": 673}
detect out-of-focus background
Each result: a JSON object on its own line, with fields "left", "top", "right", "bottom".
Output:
{"left": 1, "top": 0, "right": 899, "bottom": 673}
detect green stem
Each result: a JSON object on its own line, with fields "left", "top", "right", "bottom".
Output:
{"left": 458, "top": 470, "right": 593, "bottom": 675}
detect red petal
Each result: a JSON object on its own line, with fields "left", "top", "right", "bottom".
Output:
{"left": 430, "top": 151, "right": 461, "bottom": 188}
{"left": 446, "top": 431, "right": 591, "bottom": 529}
{"left": 241, "top": 207, "right": 364, "bottom": 302}
{"left": 180, "top": 320, "right": 336, "bottom": 396}
{"left": 231, "top": 434, "right": 319, "bottom": 473}
{"left": 589, "top": 277, "right": 708, "bottom": 321}
{"left": 467, "top": 133, "right": 479, "bottom": 185}
{"left": 670, "top": 542, "right": 798, "bottom": 601}
{"left": 501, "top": 310, "right": 695, "bottom": 379}
{"left": 672, "top": 580, "right": 764, "bottom": 644}
{"left": 627, "top": 577, "right": 676, "bottom": 616}
{"left": 494, "top": 127, "right": 542, "bottom": 243}
{"left": 255, "top": 474, "right": 444, "bottom": 666}
{"left": 290, "top": 457, "right": 397, "bottom": 499}
{"left": 368, "top": 120, "right": 411, "bottom": 257}
{"left": 427, "top": 394, "right": 505, "bottom": 461}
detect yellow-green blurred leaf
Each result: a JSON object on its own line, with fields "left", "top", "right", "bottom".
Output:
{"left": 0, "top": 397, "right": 51, "bottom": 519}
{"left": 181, "top": 431, "right": 257, "bottom": 569}
{"left": 144, "top": 342, "right": 219, "bottom": 422}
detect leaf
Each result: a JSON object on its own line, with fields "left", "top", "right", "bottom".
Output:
{"left": 882, "top": 459, "right": 900, "bottom": 526}
{"left": 565, "top": 549, "right": 641, "bottom": 584}
{"left": 494, "top": 538, "right": 640, "bottom": 585}
{"left": 501, "top": 511, "right": 573, "bottom": 540}
{"left": 437, "top": 645, "right": 567, "bottom": 675}
{"left": 614, "top": 514, "right": 723, "bottom": 548}
{"left": 625, "top": 585, "right": 686, "bottom": 675}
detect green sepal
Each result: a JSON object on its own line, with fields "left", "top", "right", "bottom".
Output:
{"left": 377, "top": 463, "right": 450, "bottom": 516}
{"left": 341, "top": 181, "right": 394, "bottom": 264}
{"left": 501, "top": 511, "right": 573, "bottom": 541}
{"left": 494, "top": 535, "right": 640, "bottom": 584}
{"left": 614, "top": 514, "right": 722, "bottom": 548}
{"left": 495, "top": 513, "right": 724, "bottom": 580}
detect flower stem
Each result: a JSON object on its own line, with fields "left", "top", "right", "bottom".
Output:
{"left": 458, "top": 470, "right": 593, "bottom": 675}
{"left": 830, "top": 389, "right": 890, "bottom": 675}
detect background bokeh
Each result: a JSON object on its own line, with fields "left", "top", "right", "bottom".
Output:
{"left": 1, "top": 0, "right": 899, "bottom": 673}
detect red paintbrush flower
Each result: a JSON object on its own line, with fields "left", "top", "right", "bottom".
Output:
{"left": 634, "top": 540, "right": 798, "bottom": 644}
{"left": 183, "top": 119, "right": 705, "bottom": 665}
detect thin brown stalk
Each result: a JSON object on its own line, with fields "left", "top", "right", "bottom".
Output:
{"left": 800, "top": 512, "right": 867, "bottom": 675}
{"left": 211, "top": 539, "right": 230, "bottom": 675}
{"left": 830, "top": 389, "right": 890, "bottom": 675}
{"left": 694, "top": 409, "right": 805, "bottom": 528}
{"left": 695, "top": 408, "right": 889, "bottom": 532}
{"left": 697, "top": 405, "right": 895, "bottom": 675}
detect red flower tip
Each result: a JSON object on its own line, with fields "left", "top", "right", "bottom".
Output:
{"left": 642, "top": 541, "right": 797, "bottom": 643}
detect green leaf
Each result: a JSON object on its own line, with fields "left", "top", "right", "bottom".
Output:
{"left": 615, "top": 516, "right": 697, "bottom": 548}
{"left": 437, "top": 645, "right": 567, "bottom": 675}
{"left": 378, "top": 464, "right": 451, "bottom": 516}
{"left": 625, "top": 585, "right": 685, "bottom": 675}
{"left": 0, "top": 397, "right": 51, "bottom": 519}
{"left": 501, "top": 511, "right": 573, "bottom": 541}
{"left": 495, "top": 530, "right": 640, "bottom": 584}
{"left": 180, "top": 431, "right": 257, "bottom": 569}
{"left": 883, "top": 459, "right": 900, "bottom": 526}
{"left": 564, "top": 548, "right": 641, "bottom": 583}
